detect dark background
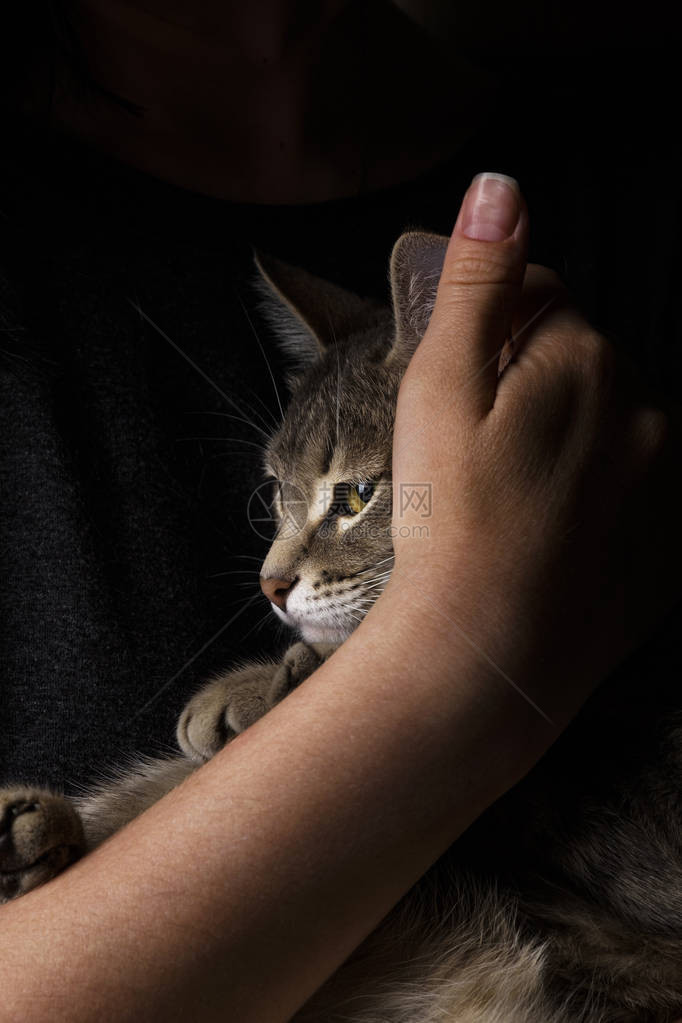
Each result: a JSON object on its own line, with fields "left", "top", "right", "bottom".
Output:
{"left": 0, "top": 5, "right": 680, "bottom": 790}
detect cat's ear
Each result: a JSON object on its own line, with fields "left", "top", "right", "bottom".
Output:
{"left": 388, "top": 231, "right": 449, "bottom": 364}
{"left": 254, "top": 251, "right": 381, "bottom": 372}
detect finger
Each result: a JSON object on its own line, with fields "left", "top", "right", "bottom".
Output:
{"left": 498, "top": 264, "right": 577, "bottom": 374}
{"left": 511, "top": 264, "right": 570, "bottom": 342}
{"left": 498, "top": 262, "right": 620, "bottom": 403}
{"left": 422, "top": 173, "right": 529, "bottom": 418}
{"left": 495, "top": 265, "right": 567, "bottom": 376}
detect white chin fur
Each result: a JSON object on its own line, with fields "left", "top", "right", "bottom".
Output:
{"left": 299, "top": 622, "right": 353, "bottom": 644}
{"left": 269, "top": 603, "right": 353, "bottom": 644}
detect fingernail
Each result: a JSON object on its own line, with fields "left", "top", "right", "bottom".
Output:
{"left": 460, "top": 172, "right": 520, "bottom": 242}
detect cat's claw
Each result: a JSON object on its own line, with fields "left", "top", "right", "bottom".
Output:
{"left": 0, "top": 788, "right": 85, "bottom": 902}
{"left": 177, "top": 642, "right": 338, "bottom": 762}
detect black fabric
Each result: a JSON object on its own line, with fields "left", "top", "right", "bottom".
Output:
{"left": 1, "top": 50, "right": 680, "bottom": 792}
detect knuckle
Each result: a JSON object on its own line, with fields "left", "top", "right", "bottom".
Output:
{"left": 442, "top": 252, "right": 518, "bottom": 288}
{"left": 560, "top": 326, "right": 613, "bottom": 384}
{"left": 581, "top": 331, "right": 614, "bottom": 379}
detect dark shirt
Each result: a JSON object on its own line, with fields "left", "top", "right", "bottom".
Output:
{"left": 1, "top": 50, "right": 679, "bottom": 791}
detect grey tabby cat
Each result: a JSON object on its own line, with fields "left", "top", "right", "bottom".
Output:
{"left": 1, "top": 234, "right": 681, "bottom": 1022}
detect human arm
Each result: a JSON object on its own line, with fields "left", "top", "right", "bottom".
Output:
{"left": 0, "top": 175, "right": 677, "bottom": 1023}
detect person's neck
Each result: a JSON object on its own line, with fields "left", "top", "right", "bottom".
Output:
{"left": 55, "top": 0, "right": 498, "bottom": 204}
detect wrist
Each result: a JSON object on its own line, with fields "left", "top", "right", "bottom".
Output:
{"left": 381, "top": 537, "right": 605, "bottom": 731}
{"left": 337, "top": 572, "right": 558, "bottom": 797}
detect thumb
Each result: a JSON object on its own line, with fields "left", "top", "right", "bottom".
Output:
{"left": 425, "top": 173, "right": 529, "bottom": 417}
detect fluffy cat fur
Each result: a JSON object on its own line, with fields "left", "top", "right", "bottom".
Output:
{"left": 1, "top": 233, "right": 681, "bottom": 1021}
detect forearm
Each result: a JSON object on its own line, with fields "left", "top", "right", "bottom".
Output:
{"left": 0, "top": 580, "right": 553, "bottom": 1023}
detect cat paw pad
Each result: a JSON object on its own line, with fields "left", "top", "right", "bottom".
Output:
{"left": 0, "top": 788, "right": 85, "bottom": 902}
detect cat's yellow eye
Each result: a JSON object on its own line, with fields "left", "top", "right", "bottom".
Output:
{"left": 334, "top": 480, "right": 375, "bottom": 516}
{"left": 348, "top": 482, "right": 372, "bottom": 514}
{"left": 347, "top": 485, "right": 365, "bottom": 515}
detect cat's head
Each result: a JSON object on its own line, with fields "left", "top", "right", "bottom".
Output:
{"left": 256, "top": 231, "right": 448, "bottom": 644}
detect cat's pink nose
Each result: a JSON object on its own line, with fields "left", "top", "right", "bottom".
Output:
{"left": 261, "top": 576, "right": 297, "bottom": 611}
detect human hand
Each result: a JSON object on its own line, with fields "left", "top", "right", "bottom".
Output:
{"left": 390, "top": 173, "right": 680, "bottom": 725}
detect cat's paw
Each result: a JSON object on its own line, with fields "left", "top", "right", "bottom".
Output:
{"left": 0, "top": 787, "right": 85, "bottom": 902}
{"left": 269, "top": 641, "right": 338, "bottom": 700}
{"left": 177, "top": 643, "right": 338, "bottom": 763}
{"left": 177, "top": 661, "right": 282, "bottom": 762}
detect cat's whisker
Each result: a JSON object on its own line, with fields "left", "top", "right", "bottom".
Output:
{"left": 222, "top": 394, "right": 274, "bottom": 438}
{"left": 335, "top": 340, "right": 341, "bottom": 448}
{"left": 180, "top": 436, "right": 265, "bottom": 452}
{"left": 186, "top": 411, "right": 272, "bottom": 442}
{"left": 222, "top": 593, "right": 264, "bottom": 609}
{"left": 235, "top": 287, "right": 285, "bottom": 424}
{"left": 200, "top": 450, "right": 266, "bottom": 465}
{"left": 345, "top": 612, "right": 364, "bottom": 625}
{"left": 244, "top": 388, "right": 281, "bottom": 431}
{"left": 220, "top": 383, "right": 279, "bottom": 436}
{"left": 360, "top": 574, "right": 393, "bottom": 588}
{"left": 231, "top": 380, "right": 281, "bottom": 432}
{"left": 356, "top": 564, "right": 394, "bottom": 581}
{"left": 208, "top": 569, "right": 262, "bottom": 579}
{"left": 129, "top": 590, "right": 263, "bottom": 720}
{"left": 252, "top": 615, "right": 275, "bottom": 638}
{"left": 239, "top": 606, "right": 278, "bottom": 644}
{"left": 127, "top": 298, "right": 270, "bottom": 439}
